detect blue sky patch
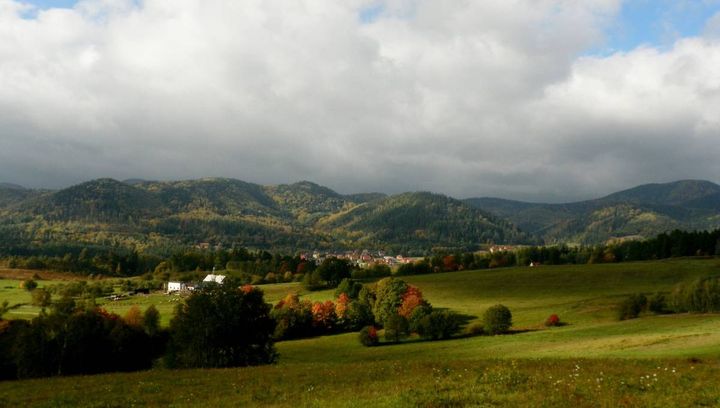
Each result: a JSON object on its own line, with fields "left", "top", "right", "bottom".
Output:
{"left": 358, "top": 3, "right": 384, "bottom": 24}
{"left": 602, "top": 0, "right": 720, "bottom": 53}
{"left": 23, "top": 0, "right": 78, "bottom": 9}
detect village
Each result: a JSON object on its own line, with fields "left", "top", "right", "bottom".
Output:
{"left": 164, "top": 245, "right": 522, "bottom": 294}
{"left": 165, "top": 250, "right": 423, "bottom": 294}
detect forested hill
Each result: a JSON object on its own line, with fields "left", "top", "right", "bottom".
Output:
{"left": 3, "top": 178, "right": 719, "bottom": 252}
{"left": 0, "top": 178, "right": 528, "bottom": 253}
{"left": 465, "top": 180, "right": 720, "bottom": 245}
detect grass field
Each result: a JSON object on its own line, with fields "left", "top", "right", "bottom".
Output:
{"left": 2, "top": 258, "right": 720, "bottom": 407}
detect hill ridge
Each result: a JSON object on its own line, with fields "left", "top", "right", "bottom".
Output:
{"left": 465, "top": 180, "right": 720, "bottom": 244}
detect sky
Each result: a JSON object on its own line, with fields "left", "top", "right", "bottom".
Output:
{"left": 1, "top": 1, "right": 720, "bottom": 202}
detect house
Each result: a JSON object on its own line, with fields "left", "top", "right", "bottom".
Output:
{"left": 203, "top": 274, "right": 226, "bottom": 284}
{"left": 167, "top": 281, "right": 186, "bottom": 293}
{"left": 383, "top": 256, "right": 398, "bottom": 265}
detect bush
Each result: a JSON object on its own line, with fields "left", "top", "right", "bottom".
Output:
{"left": 466, "top": 322, "right": 484, "bottom": 336}
{"left": 23, "top": 279, "right": 38, "bottom": 292}
{"left": 166, "top": 283, "right": 276, "bottom": 368}
{"left": 647, "top": 293, "right": 667, "bottom": 314}
{"left": 669, "top": 277, "right": 720, "bottom": 313}
{"left": 383, "top": 314, "right": 409, "bottom": 343}
{"left": 408, "top": 304, "right": 433, "bottom": 333}
{"left": 483, "top": 304, "right": 512, "bottom": 334}
{"left": 617, "top": 293, "right": 647, "bottom": 320}
{"left": 358, "top": 326, "right": 379, "bottom": 347}
{"left": 416, "top": 310, "right": 461, "bottom": 340}
{"left": 544, "top": 314, "right": 561, "bottom": 327}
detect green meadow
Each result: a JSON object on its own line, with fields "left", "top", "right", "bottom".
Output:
{"left": 2, "top": 258, "right": 720, "bottom": 407}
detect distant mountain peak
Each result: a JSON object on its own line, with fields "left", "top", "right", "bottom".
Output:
{"left": 601, "top": 179, "right": 720, "bottom": 206}
{"left": 0, "top": 182, "right": 25, "bottom": 190}
{"left": 122, "top": 178, "right": 155, "bottom": 186}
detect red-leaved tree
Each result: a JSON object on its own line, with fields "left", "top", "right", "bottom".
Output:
{"left": 335, "top": 293, "right": 350, "bottom": 320}
{"left": 311, "top": 300, "right": 337, "bottom": 330}
{"left": 398, "top": 285, "right": 428, "bottom": 318}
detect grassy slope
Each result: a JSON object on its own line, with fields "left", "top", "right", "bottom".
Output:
{"left": 0, "top": 279, "right": 68, "bottom": 320}
{"left": 2, "top": 259, "right": 720, "bottom": 407}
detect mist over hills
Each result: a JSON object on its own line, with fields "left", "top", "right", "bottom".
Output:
{"left": 0, "top": 178, "right": 718, "bottom": 252}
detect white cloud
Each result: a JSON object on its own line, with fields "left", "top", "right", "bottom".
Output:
{"left": 0, "top": 0, "right": 718, "bottom": 202}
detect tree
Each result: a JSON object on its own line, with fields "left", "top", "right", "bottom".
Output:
{"left": 335, "top": 278, "right": 363, "bottom": 299}
{"left": 383, "top": 314, "right": 409, "bottom": 343}
{"left": 483, "top": 304, "right": 512, "bottom": 334}
{"left": 316, "top": 258, "right": 352, "bottom": 288}
{"left": 398, "top": 285, "right": 428, "bottom": 318}
{"left": 23, "top": 279, "right": 38, "bottom": 292}
{"left": 335, "top": 293, "right": 351, "bottom": 320}
{"left": 0, "top": 319, "right": 28, "bottom": 380}
{"left": 408, "top": 304, "right": 433, "bottom": 333}
{"left": 302, "top": 269, "right": 324, "bottom": 291}
{"left": 0, "top": 301, "right": 9, "bottom": 318}
{"left": 124, "top": 305, "right": 143, "bottom": 327}
{"left": 357, "top": 286, "right": 375, "bottom": 308}
{"left": 372, "top": 277, "right": 408, "bottom": 326}
{"left": 31, "top": 288, "right": 52, "bottom": 308}
{"left": 416, "top": 310, "right": 460, "bottom": 340}
{"left": 166, "top": 283, "right": 276, "bottom": 368}
{"left": 143, "top": 305, "right": 160, "bottom": 336}
{"left": 344, "top": 301, "right": 374, "bottom": 331}
{"left": 271, "top": 293, "right": 314, "bottom": 340}
{"left": 13, "top": 306, "right": 159, "bottom": 379}
{"left": 311, "top": 300, "right": 337, "bottom": 331}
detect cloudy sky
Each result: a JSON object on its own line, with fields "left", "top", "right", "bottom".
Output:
{"left": 1, "top": 0, "right": 720, "bottom": 202}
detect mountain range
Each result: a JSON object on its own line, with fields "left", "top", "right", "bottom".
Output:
{"left": 0, "top": 178, "right": 718, "bottom": 253}
{"left": 465, "top": 180, "right": 720, "bottom": 245}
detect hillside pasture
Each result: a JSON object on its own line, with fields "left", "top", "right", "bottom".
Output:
{"left": 2, "top": 258, "right": 720, "bottom": 406}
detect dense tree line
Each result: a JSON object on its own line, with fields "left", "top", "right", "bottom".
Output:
{"left": 616, "top": 275, "right": 720, "bottom": 322}
{"left": 0, "top": 300, "right": 165, "bottom": 380}
{"left": 2, "top": 229, "right": 719, "bottom": 281}
{"left": 398, "top": 229, "right": 720, "bottom": 276}
{"left": 0, "top": 246, "right": 317, "bottom": 279}
{"left": 0, "top": 281, "right": 276, "bottom": 380}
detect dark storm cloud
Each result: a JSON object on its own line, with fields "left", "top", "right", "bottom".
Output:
{"left": 1, "top": 0, "right": 719, "bottom": 202}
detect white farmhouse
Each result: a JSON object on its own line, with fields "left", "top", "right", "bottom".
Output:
{"left": 167, "top": 281, "right": 186, "bottom": 293}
